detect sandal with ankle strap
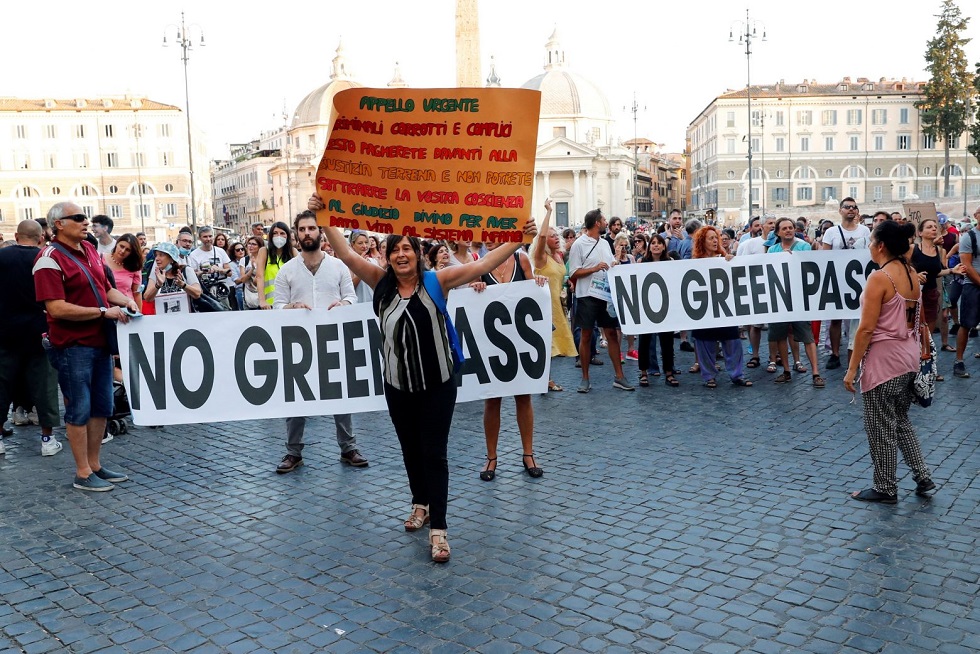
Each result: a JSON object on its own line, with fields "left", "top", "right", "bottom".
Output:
{"left": 522, "top": 453, "right": 543, "bottom": 478}
{"left": 480, "top": 457, "right": 497, "bottom": 481}
{"left": 429, "top": 529, "right": 451, "bottom": 563}
{"left": 404, "top": 504, "right": 429, "bottom": 532}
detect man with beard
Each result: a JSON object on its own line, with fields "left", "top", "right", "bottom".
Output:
{"left": 272, "top": 211, "right": 366, "bottom": 472}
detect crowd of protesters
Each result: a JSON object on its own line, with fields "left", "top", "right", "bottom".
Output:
{"left": 3, "top": 197, "right": 978, "bottom": 559}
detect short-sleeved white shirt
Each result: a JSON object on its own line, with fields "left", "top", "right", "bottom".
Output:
{"left": 568, "top": 234, "right": 614, "bottom": 300}
{"left": 821, "top": 223, "right": 870, "bottom": 250}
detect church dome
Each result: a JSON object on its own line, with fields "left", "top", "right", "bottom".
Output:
{"left": 292, "top": 39, "right": 362, "bottom": 127}
{"left": 520, "top": 28, "right": 611, "bottom": 119}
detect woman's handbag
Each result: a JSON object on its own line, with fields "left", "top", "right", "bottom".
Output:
{"left": 243, "top": 281, "right": 259, "bottom": 309}
{"left": 911, "top": 336, "right": 937, "bottom": 408}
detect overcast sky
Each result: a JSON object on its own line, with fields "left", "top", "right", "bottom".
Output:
{"left": 7, "top": 0, "right": 979, "bottom": 158}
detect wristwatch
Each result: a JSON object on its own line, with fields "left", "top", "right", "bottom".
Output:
{"left": 99, "top": 307, "right": 107, "bottom": 318}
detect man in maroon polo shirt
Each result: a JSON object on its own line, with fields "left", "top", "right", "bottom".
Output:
{"left": 33, "top": 202, "right": 139, "bottom": 492}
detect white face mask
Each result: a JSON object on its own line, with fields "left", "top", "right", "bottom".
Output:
{"left": 272, "top": 236, "right": 287, "bottom": 249}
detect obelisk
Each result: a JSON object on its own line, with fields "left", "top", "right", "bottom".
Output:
{"left": 455, "top": 0, "right": 480, "bottom": 87}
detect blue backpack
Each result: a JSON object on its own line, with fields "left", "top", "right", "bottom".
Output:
{"left": 421, "top": 271, "right": 466, "bottom": 374}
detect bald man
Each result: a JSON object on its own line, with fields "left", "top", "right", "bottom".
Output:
{"left": 0, "top": 220, "right": 63, "bottom": 457}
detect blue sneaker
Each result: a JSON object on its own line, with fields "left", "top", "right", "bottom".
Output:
{"left": 73, "top": 473, "right": 114, "bottom": 492}
{"left": 93, "top": 467, "right": 128, "bottom": 483}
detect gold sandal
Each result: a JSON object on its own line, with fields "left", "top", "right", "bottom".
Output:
{"left": 404, "top": 504, "right": 429, "bottom": 532}
{"left": 429, "top": 529, "right": 451, "bottom": 562}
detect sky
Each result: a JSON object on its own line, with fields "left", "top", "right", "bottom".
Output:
{"left": 7, "top": 0, "right": 979, "bottom": 159}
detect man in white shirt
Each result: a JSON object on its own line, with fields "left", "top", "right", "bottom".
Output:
{"left": 821, "top": 197, "right": 871, "bottom": 369}
{"left": 568, "top": 209, "right": 633, "bottom": 393}
{"left": 735, "top": 215, "right": 777, "bottom": 366}
{"left": 273, "top": 211, "right": 365, "bottom": 472}
{"left": 188, "top": 226, "right": 232, "bottom": 309}
{"left": 736, "top": 216, "right": 776, "bottom": 257}
{"left": 91, "top": 215, "right": 116, "bottom": 259}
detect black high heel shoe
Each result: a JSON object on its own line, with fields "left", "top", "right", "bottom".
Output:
{"left": 522, "top": 454, "right": 543, "bottom": 478}
{"left": 480, "top": 457, "right": 497, "bottom": 481}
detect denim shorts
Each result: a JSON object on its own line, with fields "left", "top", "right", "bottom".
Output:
{"left": 47, "top": 346, "right": 114, "bottom": 425}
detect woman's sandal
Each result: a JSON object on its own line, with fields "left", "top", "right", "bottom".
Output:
{"left": 941, "top": 344, "right": 956, "bottom": 352}
{"left": 812, "top": 375, "right": 826, "bottom": 388}
{"left": 731, "top": 377, "right": 753, "bottom": 387}
{"left": 479, "top": 457, "right": 497, "bottom": 482}
{"left": 665, "top": 374, "right": 679, "bottom": 387}
{"left": 639, "top": 372, "right": 649, "bottom": 387}
{"left": 404, "top": 504, "right": 430, "bottom": 532}
{"left": 765, "top": 361, "right": 778, "bottom": 373}
{"left": 936, "top": 374, "right": 945, "bottom": 382}
{"left": 689, "top": 362, "right": 700, "bottom": 373}
{"left": 429, "top": 529, "right": 451, "bottom": 562}
{"left": 704, "top": 379, "right": 717, "bottom": 388}
{"left": 548, "top": 380, "right": 564, "bottom": 392}
{"left": 746, "top": 356, "right": 761, "bottom": 368}
{"left": 794, "top": 361, "right": 807, "bottom": 373}
{"left": 850, "top": 488, "right": 897, "bottom": 504}
{"left": 522, "top": 453, "right": 544, "bottom": 478}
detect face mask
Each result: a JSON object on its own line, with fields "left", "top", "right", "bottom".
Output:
{"left": 178, "top": 247, "right": 191, "bottom": 257}
{"left": 272, "top": 236, "right": 287, "bottom": 248}
{"left": 163, "top": 263, "right": 173, "bottom": 273}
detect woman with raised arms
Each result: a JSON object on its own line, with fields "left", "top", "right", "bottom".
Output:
{"left": 308, "top": 194, "right": 537, "bottom": 563}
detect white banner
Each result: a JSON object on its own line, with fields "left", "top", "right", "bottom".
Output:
{"left": 608, "top": 250, "right": 874, "bottom": 335}
{"left": 118, "top": 281, "right": 551, "bottom": 425}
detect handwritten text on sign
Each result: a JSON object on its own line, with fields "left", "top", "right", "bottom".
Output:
{"left": 314, "top": 88, "right": 541, "bottom": 243}
{"left": 609, "top": 250, "right": 875, "bottom": 335}
{"left": 118, "top": 281, "right": 551, "bottom": 426}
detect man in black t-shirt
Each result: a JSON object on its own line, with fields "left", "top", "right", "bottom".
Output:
{"left": 0, "top": 220, "right": 62, "bottom": 457}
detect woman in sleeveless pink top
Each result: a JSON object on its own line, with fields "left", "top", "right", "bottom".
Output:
{"left": 844, "top": 221, "right": 935, "bottom": 503}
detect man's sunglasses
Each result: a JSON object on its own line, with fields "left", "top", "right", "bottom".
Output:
{"left": 841, "top": 204, "right": 859, "bottom": 210}
{"left": 234, "top": 247, "right": 245, "bottom": 252}
{"left": 61, "top": 214, "right": 88, "bottom": 223}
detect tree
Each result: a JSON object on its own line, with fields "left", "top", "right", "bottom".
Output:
{"left": 916, "top": 0, "right": 973, "bottom": 198}
{"left": 970, "top": 66, "right": 980, "bottom": 167}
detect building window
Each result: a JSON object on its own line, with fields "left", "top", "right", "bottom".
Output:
{"left": 899, "top": 108, "right": 909, "bottom": 124}
{"left": 821, "top": 186, "right": 836, "bottom": 201}
{"left": 775, "top": 137, "right": 785, "bottom": 152}
{"left": 797, "top": 187, "right": 813, "bottom": 201}
{"left": 871, "top": 109, "right": 887, "bottom": 125}
{"left": 897, "top": 134, "right": 911, "bottom": 150}
{"left": 751, "top": 137, "right": 760, "bottom": 153}
{"left": 165, "top": 203, "right": 177, "bottom": 217}
{"left": 137, "top": 204, "right": 151, "bottom": 218}
{"left": 898, "top": 184, "right": 908, "bottom": 199}
{"left": 109, "top": 204, "right": 123, "bottom": 218}
{"left": 52, "top": 186, "right": 61, "bottom": 195}
{"left": 44, "top": 125, "right": 57, "bottom": 139}
{"left": 775, "top": 170, "right": 784, "bottom": 179}
{"left": 799, "top": 167, "right": 812, "bottom": 179}
{"left": 850, "top": 136, "right": 859, "bottom": 151}
{"left": 552, "top": 126, "right": 566, "bottom": 138}
{"left": 159, "top": 123, "right": 172, "bottom": 138}
{"left": 821, "top": 110, "right": 837, "bottom": 126}
{"left": 846, "top": 109, "right": 862, "bottom": 125}
{"left": 772, "top": 188, "right": 787, "bottom": 202}
{"left": 726, "top": 111, "right": 735, "bottom": 127}
{"left": 109, "top": 185, "right": 118, "bottom": 194}
{"left": 825, "top": 137, "right": 834, "bottom": 151}
{"left": 800, "top": 137, "right": 810, "bottom": 152}
{"left": 825, "top": 169, "right": 834, "bottom": 177}
{"left": 849, "top": 185, "right": 859, "bottom": 198}
{"left": 873, "top": 185, "right": 882, "bottom": 200}
{"left": 727, "top": 188, "right": 736, "bottom": 202}
{"left": 45, "top": 153, "right": 56, "bottom": 169}
{"left": 131, "top": 152, "right": 146, "bottom": 167}
{"left": 74, "top": 124, "right": 86, "bottom": 139}
{"left": 922, "top": 134, "right": 936, "bottom": 149}
{"left": 727, "top": 170, "right": 736, "bottom": 179}
{"left": 80, "top": 186, "right": 92, "bottom": 196}
{"left": 74, "top": 152, "right": 89, "bottom": 168}
{"left": 137, "top": 183, "right": 152, "bottom": 195}
{"left": 19, "top": 207, "right": 35, "bottom": 220}
{"left": 796, "top": 110, "right": 812, "bottom": 126}
{"left": 947, "top": 135, "right": 960, "bottom": 149}
{"left": 849, "top": 165, "right": 860, "bottom": 178}
{"left": 751, "top": 111, "right": 761, "bottom": 127}
{"left": 15, "top": 125, "right": 27, "bottom": 139}
{"left": 874, "top": 167, "right": 882, "bottom": 176}
{"left": 165, "top": 183, "right": 174, "bottom": 192}
{"left": 874, "top": 135, "right": 884, "bottom": 151}
{"left": 898, "top": 164, "right": 910, "bottom": 177}
{"left": 727, "top": 138, "right": 736, "bottom": 154}
{"left": 106, "top": 152, "right": 118, "bottom": 168}
{"left": 774, "top": 111, "right": 784, "bottom": 127}
{"left": 104, "top": 124, "right": 114, "bottom": 138}
{"left": 922, "top": 183, "right": 934, "bottom": 198}
{"left": 15, "top": 153, "right": 30, "bottom": 169}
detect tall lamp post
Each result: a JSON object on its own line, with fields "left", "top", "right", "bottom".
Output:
{"left": 163, "top": 12, "right": 205, "bottom": 232}
{"left": 625, "top": 94, "right": 645, "bottom": 221}
{"left": 730, "top": 10, "right": 766, "bottom": 219}
{"left": 965, "top": 92, "right": 973, "bottom": 218}
{"left": 281, "top": 104, "right": 294, "bottom": 222}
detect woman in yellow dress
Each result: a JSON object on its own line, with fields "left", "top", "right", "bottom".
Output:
{"left": 532, "top": 199, "right": 578, "bottom": 391}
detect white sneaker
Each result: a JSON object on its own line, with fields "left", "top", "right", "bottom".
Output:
{"left": 12, "top": 407, "right": 30, "bottom": 426}
{"left": 28, "top": 409, "right": 39, "bottom": 426}
{"left": 41, "top": 436, "right": 62, "bottom": 457}
{"left": 102, "top": 433, "right": 114, "bottom": 444}
{"left": 0, "top": 440, "right": 6, "bottom": 455}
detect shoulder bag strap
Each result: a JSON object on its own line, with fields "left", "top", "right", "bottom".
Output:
{"left": 50, "top": 242, "right": 106, "bottom": 309}
{"left": 838, "top": 226, "right": 850, "bottom": 249}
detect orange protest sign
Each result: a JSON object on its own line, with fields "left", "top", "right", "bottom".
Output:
{"left": 314, "top": 87, "right": 541, "bottom": 243}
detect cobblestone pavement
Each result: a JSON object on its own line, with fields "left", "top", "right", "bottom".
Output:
{"left": 1, "top": 344, "right": 979, "bottom": 654}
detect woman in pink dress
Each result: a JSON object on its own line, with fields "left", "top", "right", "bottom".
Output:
{"left": 844, "top": 220, "right": 935, "bottom": 503}
{"left": 105, "top": 233, "right": 144, "bottom": 311}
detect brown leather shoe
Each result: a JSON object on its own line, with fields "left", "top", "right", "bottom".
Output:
{"left": 276, "top": 454, "right": 303, "bottom": 474}
{"left": 340, "top": 449, "right": 368, "bottom": 467}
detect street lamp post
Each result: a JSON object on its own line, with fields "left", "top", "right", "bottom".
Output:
{"left": 281, "top": 104, "right": 293, "bottom": 222}
{"left": 163, "top": 12, "right": 205, "bottom": 232}
{"left": 730, "top": 10, "right": 766, "bottom": 219}
{"left": 965, "top": 92, "right": 972, "bottom": 218}
{"left": 625, "top": 94, "right": 645, "bottom": 221}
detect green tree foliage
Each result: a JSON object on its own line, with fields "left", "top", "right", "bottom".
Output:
{"left": 970, "top": 67, "right": 980, "bottom": 165}
{"left": 915, "top": 0, "right": 973, "bottom": 197}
